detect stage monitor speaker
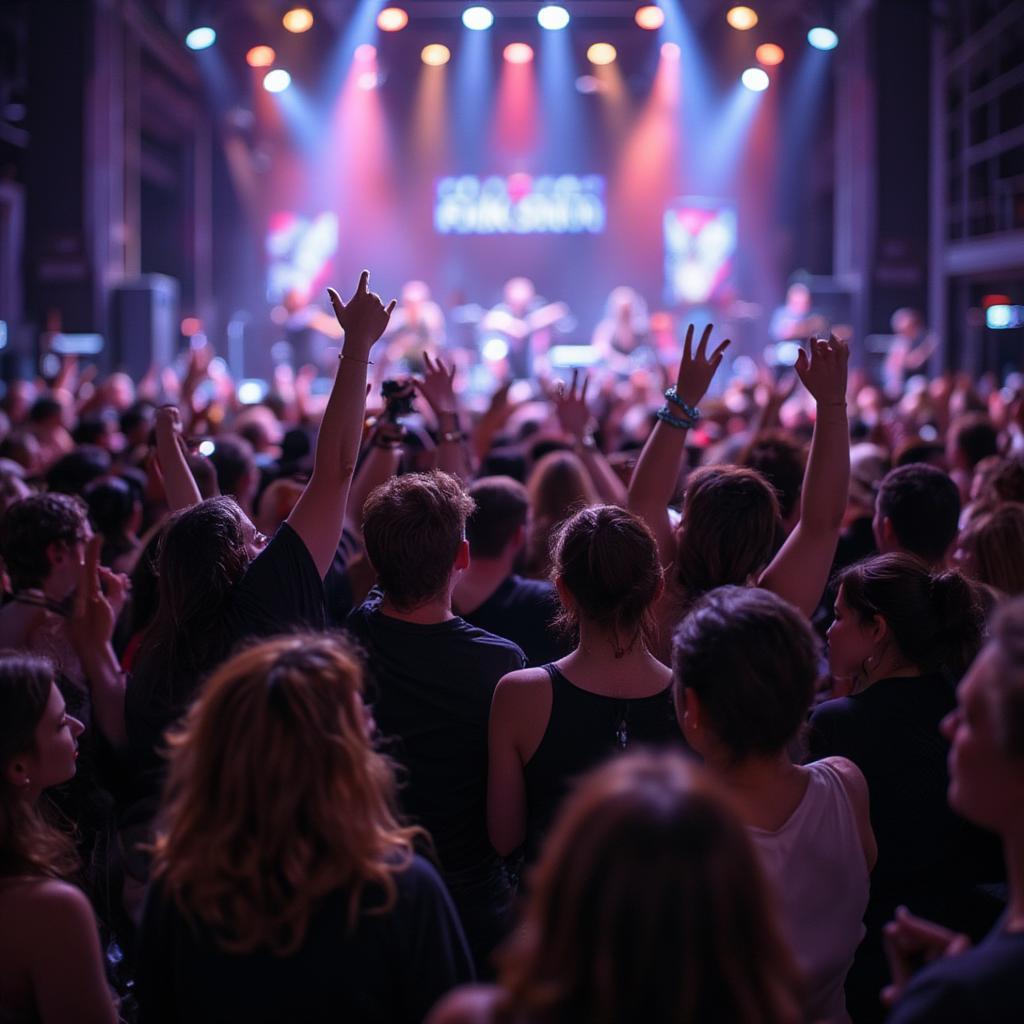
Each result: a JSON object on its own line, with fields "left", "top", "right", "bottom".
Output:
{"left": 109, "top": 275, "right": 180, "bottom": 378}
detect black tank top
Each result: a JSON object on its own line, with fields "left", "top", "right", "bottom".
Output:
{"left": 521, "top": 664, "right": 682, "bottom": 861}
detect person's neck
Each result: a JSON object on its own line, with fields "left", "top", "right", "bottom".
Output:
{"left": 1002, "top": 830, "right": 1024, "bottom": 932}
{"left": 861, "top": 650, "right": 922, "bottom": 690}
{"left": 572, "top": 619, "right": 657, "bottom": 669}
{"left": 452, "top": 555, "right": 515, "bottom": 614}
{"left": 708, "top": 750, "right": 801, "bottom": 792}
{"left": 379, "top": 593, "right": 455, "bottom": 625}
{"left": 36, "top": 573, "right": 73, "bottom": 604}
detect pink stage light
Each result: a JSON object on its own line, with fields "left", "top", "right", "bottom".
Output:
{"left": 503, "top": 43, "right": 534, "bottom": 65}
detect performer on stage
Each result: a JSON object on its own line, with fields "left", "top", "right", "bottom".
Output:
{"left": 379, "top": 280, "right": 446, "bottom": 374}
{"left": 478, "top": 277, "right": 570, "bottom": 379}
{"left": 883, "top": 307, "right": 938, "bottom": 397}
{"left": 591, "top": 286, "right": 654, "bottom": 375}
{"left": 770, "top": 281, "right": 827, "bottom": 343}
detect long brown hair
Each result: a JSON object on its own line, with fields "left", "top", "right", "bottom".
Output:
{"left": 958, "top": 503, "right": 1024, "bottom": 597}
{"left": 496, "top": 752, "right": 802, "bottom": 1024}
{"left": 525, "top": 451, "right": 598, "bottom": 578}
{"left": 151, "top": 633, "right": 421, "bottom": 956}
{"left": 0, "top": 654, "right": 77, "bottom": 878}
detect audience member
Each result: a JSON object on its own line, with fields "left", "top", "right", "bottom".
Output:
{"left": 873, "top": 463, "right": 960, "bottom": 566}
{"left": 955, "top": 503, "right": 1024, "bottom": 597}
{"left": 523, "top": 450, "right": 597, "bottom": 580}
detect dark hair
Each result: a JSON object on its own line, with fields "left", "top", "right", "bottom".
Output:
{"left": 739, "top": 431, "right": 806, "bottom": 522}
{"left": 0, "top": 493, "right": 89, "bottom": 591}
{"left": 894, "top": 439, "right": 945, "bottom": 468}
{"left": 0, "top": 654, "right": 76, "bottom": 877}
{"left": 208, "top": 435, "right": 257, "bottom": 501}
{"left": 950, "top": 414, "right": 999, "bottom": 469}
{"left": 838, "top": 553, "right": 984, "bottom": 680}
{"left": 120, "top": 401, "right": 155, "bottom": 439}
{"left": 71, "top": 416, "right": 113, "bottom": 448}
{"left": 988, "top": 598, "right": 1024, "bottom": 757}
{"left": 675, "top": 466, "right": 780, "bottom": 604}
{"left": 672, "top": 587, "right": 820, "bottom": 761}
{"left": 497, "top": 752, "right": 801, "bottom": 1024}
{"left": 138, "top": 497, "right": 251, "bottom": 689}
{"left": 466, "top": 476, "right": 529, "bottom": 559}
{"left": 45, "top": 445, "right": 112, "bottom": 497}
{"left": 83, "top": 476, "right": 137, "bottom": 542}
{"left": 877, "top": 464, "right": 960, "bottom": 564}
{"left": 27, "top": 396, "right": 63, "bottom": 425}
{"left": 362, "top": 472, "right": 475, "bottom": 610}
{"left": 958, "top": 503, "right": 1024, "bottom": 597}
{"left": 551, "top": 505, "right": 662, "bottom": 652}
{"left": 186, "top": 453, "right": 220, "bottom": 500}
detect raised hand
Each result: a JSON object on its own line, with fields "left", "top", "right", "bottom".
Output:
{"left": 69, "top": 537, "right": 126, "bottom": 654}
{"left": 881, "top": 906, "right": 970, "bottom": 1007}
{"left": 795, "top": 334, "right": 850, "bottom": 406}
{"left": 675, "top": 324, "right": 731, "bottom": 408}
{"left": 328, "top": 271, "right": 397, "bottom": 359}
{"left": 552, "top": 369, "right": 593, "bottom": 440}
{"left": 154, "top": 404, "right": 184, "bottom": 447}
{"left": 415, "top": 352, "right": 458, "bottom": 417}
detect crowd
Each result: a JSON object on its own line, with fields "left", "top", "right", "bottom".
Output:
{"left": 0, "top": 271, "right": 1022, "bottom": 1023}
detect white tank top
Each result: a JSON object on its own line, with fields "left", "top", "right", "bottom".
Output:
{"left": 748, "top": 759, "right": 870, "bottom": 1024}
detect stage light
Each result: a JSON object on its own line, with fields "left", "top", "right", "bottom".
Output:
{"left": 755, "top": 42, "right": 784, "bottom": 66}
{"left": 635, "top": 5, "right": 665, "bottom": 30}
{"left": 575, "top": 75, "right": 600, "bottom": 94}
{"left": 587, "top": 43, "right": 617, "bottom": 66}
{"left": 246, "top": 45, "right": 276, "bottom": 68}
{"left": 661, "top": 41, "right": 680, "bottom": 60}
{"left": 185, "top": 26, "right": 216, "bottom": 50}
{"left": 481, "top": 337, "right": 510, "bottom": 361}
{"left": 538, "top": 5, "right": 570, "bottom": 30}
{"left": 263, "top": 68, "right": 292, "bottom": 93}
{"left": 504, "top": 42, "right": 534, "bottom": 64}
{"left": 181, "top": 317, "right": 202, "bottom": 337}
{"left": 726, "top": 6, "right": 758, "bottom": 30}
{"left": 421, "top": 44, "right": 451, "bottom": 66}
{"left": 377, "top": 7, "right": 409, "bottom": 32}
{"left": 282, "top": 7, "right": 314, "bottom": 33}
{"left": 355, "top": 43, "right": 377, "bottom": 61}
{"left": 462, "top": 6, "right": 494, "bottom": 30}
{"left": 741, "top": 67, "right": 770, "bottom": 91}
{"left": 357, "top": 71, "right": 379, "bottom": 90}
{"left": 807, "top": 26, "right": 839, "bottom": 50}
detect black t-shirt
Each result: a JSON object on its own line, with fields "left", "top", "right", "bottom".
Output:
{"left": 126, "top": 523, "right": 325, "bottom": 789}
{"left": 887, "top": 927, "right": 1024, "bottom": 1024}
{"left": 135, "top": 855, "right": 474, "bottom": 1024}
{"left": 346, "top": 592, "right": 526, "bottom": 874}
{"left": 461, "top": 575, "right": 571, "bottom": 668}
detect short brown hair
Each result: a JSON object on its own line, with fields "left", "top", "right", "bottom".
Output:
{"left": 362, "top": 471, "right": 475, "bottom": 610}
{"left": 958, "top": 503, "right": 1024, "bottom": 597}
{"left": 466, "top": 476, "right": 528, "bottom": 559}
{"left": 672, "top": 586, "right": 820, "bottom": 760}
{"left": 0, "top": 493, "right": 89, "bottom": 591}
{"left": 988, "top": 598, "right": 1024, "bottom": 757}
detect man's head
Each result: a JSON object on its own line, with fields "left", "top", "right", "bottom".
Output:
{"left": 363, "top": 471, "right": 475, "bottom": 611}
{"left": 208, "top": 435, "right": 258, "bottom": 510}
{"left": 947, "top": 414, "right": 999, "bottom": 473}
{"left": 874, "top": 463, "right": 960, "bottom": 566}
{"left": 466, "top": 476, "right": 529, "bottom": 564}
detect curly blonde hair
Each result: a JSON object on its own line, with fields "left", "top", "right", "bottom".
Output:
{"left": 151, "top": 633, "right": 421, "bottom": 955}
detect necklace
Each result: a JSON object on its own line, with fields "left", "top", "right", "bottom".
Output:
{"left": 11, "top": 589, "right": 70, "bottom": 617}
{"left": 615, "top": 701, "right": 631, "bottom": 750}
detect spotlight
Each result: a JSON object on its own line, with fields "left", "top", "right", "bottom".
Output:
{"left": 537, "top": 5, "right": 570, "bottom": 30}
{"left": 741, "top": 67, "right": 770, "bottom": 91}
{"left": 185, "top": 26, "right": 216, "bottom": 50}
{"left": 725, "top": 6, "right": 758, "bottom": 30}
{"left": 807, "top": 26, "right": 839, "bottom": 50}
{"left": 357, "top": 71, "right": 379, "bottom": 90}
{"left": 421, "top": 44, "right": 451, "bottom": 66}
{"left": 635, "top": 5, "right": 665, "bottom": 30}
{"left": 462, "top": 6, "right": 494, "bottom": 30}
{"left": 755, "top": 42, "right": 784, "bottom": 66}
{"left": 246, "top": 45, "right": 276, "bottom": 68}
{"left": 355, "top": 43, "right": 377, "bottom": 61}
{"left": 660, "top": 41, "right": 680, "bottom": 60}
{"left": 377, "top": 7, "right": 409, "bottom": 32}
{"left": 282, "top": 7, "right": 314, "bottom": 33}
{"left": 263, "top": 69, "right": 292, "bottom": 93}
{"left": 504, "top": 42, "right": 534, "bottom": 64}
{"left": 587, "top": 43, "right": 617, "bottom": 66}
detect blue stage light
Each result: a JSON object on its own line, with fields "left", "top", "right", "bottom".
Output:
{"left": 263, "top": 69, "right": 292, "bottom": 93}
{"left": 462, "top": 6, "right": 494, "bottom": 30}
{"left": 538, "top": 5, "right": 570, "bottom": 30}
{"left": 741, "top": 67, "right": 770, "bottom": 91}
{"left": 807, "top": 27, "right": 839, "bottom": 50}
{"left": 185, "top": 26, "right": 216, "bottom": 50}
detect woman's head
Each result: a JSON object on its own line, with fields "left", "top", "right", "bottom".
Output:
{"left": 675, "top": 466, "right": 780, "bottom": 600}
{"left": 526, "top": 451, "right": 597, "bottom": 524}
{"left": 672, "top": 587, "right": 820, "bottom": 762}
{"left": 551, "top": 505, "right": 663, "bottom": 653}
{"left": 83, "top": 475, "right": 142, "bottom": 546}
{"left": 828, "top": 553, "right": 984, "bottom": 684}
{"left": 152, "top": 633, "right": 418, "bottom": 955}
{"left": 942, "top": 597, "right": 1024, "bottom": 836}
{"left": 498, "top": 752, "right": 800, "bottom": 1024}
{"left": 0, "top": 655, "right": 82, "bottom": 876}
{"left": 0, "top": 492, "right": 90, "bottom": 594}
{"left": 955, "top": 503, "right": 1024, "bottom": 597}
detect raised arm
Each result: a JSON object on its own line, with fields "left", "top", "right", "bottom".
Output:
{"left": 154, "top": 405, "right": 202, "bottom": 512}
{"left": 415, "top": 353, "right": 473, "bottom": 484}
{"left": 286, "top": 271, "right": 395, "bottom": 578}
{"left": 345, "top": 421, "right": 403, "bottom": 539}
{"left": 627, "top": 324, "right": 730, "bottom": 563}
{"left": 759, "top": 335, "right": 850, "bottom": 616}
{"left": 552, "top": 370, "right": 627, "bottom": 507}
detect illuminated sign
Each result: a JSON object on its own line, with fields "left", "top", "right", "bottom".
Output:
{"left": 664, "top": 200, "right": 737, "bottom": 305}
{"left": 266, "top": 210, "right": 339, "bottom": 302}
{"left": 435, "top": 173, "right": 606, "bottom": 235}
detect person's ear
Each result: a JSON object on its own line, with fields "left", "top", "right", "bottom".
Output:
{"left": 512, "top": 523, "right": 526, "bottom": 551}
{"left": 554, "top": 575, "right": 575, "bottom": 611}
{"left": 5, "top": 758, "right": 29, "bottom": 788}
{"left": 454, "top": 538, "right": 470, "bottom": 572}
{"left": 45, "top": 541, "right": 67, "bottom": 569}
{"left": 881, "top": 516, "right": 897, "bottom": 549}
{"left": 678, "top": 687, "right": 705, "bottom": 752}
{"left": 869, "top": 613, "right": 890, "bottom": 648}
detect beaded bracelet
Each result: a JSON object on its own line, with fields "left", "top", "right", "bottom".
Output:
{"left": 657, "top": 405, "right": 697, "bottom": 431}
{"left": 663, "top": 386, "right": 701, "bottom": 423}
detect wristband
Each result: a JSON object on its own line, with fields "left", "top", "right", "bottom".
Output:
{"left": 657, "top": 405, "right": 697, "bottom": 431}
{"left": 341, "top": 353, "right": 374, "bottom": 365}
{"left": 575, "top": 434, "right": 597, "bottom": 451}
{"left": 664, "top": 387, "right": 701, "bottom": 423}
{"left": 441, "top": 430, "right": 466, "bottom": 444}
